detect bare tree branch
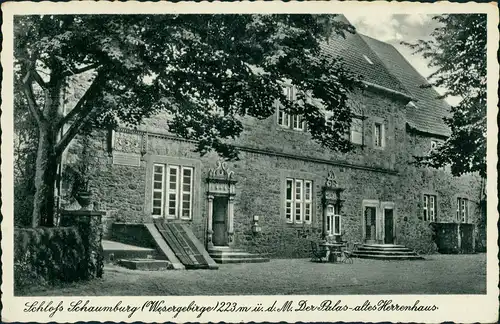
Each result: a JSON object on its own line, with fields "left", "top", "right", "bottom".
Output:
{"left": 62, "top": 62, "right": 101, "bottom": 77}
{"left": 56, "top": 73, "right": 101, "bottom": 131}
{"left": 54, "top": 71, "right": 106, "bottom": 156}
{"left": 21, "top": 71, "right": 44, "bottom": 126}
{"left": 32, "top": 70, "right": 48, "bottom": 89}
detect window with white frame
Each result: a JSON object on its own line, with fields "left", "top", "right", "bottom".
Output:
{"left": 457, "top": 197, "right": 469, "bottom": 223}
{"left": 152, "top": 164, "right": 194, "bottom": 219}
{"left": 326, "top": 204, "right": 341, "bottom": 236}
{"left": 285, "top": 178, "right": 312, "bottom": 224}
{"left": 423, "top": 194, "right": 437, "bottom": 222}
{"left": 276, "top": 85, "right": 306, "bottom": 131}
{"left": 374, "top": 122, "right": 384, "bottom": 148}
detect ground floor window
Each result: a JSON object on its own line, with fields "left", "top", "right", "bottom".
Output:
{"left": 285, "top": 178, "right": 312, "bottom": 224}
{"left": 423, "top": 194, "right": 437, "bottom": 222}
{"left": 457, "top": 197, "right": 469, "bottom": 223}
{"left": 152, "top": 164, "right": 193, "bottom": 219}
{"left": 326, "top": 204, "right": 341, "bottom": 236}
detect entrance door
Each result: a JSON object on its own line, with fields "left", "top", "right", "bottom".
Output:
{"left": 212, "top": 197, "right": 228, "bottom": 246}
{"left": 384, "top": 208, "right": 394, "bottom": 244}
{"left": 364, "top": 206, "right": 377, "bottom": 242}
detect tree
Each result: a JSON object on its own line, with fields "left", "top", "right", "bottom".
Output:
{"left": 402, "top": 14, "right": 487, "bottom": 178}
{"left": 14, "top": 73, "right": 39, "bottom": 227}
{"left": 15, "top": 14, "right": 361, "bottom": 227}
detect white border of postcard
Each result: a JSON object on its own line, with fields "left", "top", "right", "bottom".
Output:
{"left": 2, "top": 1, "right": 499, "bottom": 323}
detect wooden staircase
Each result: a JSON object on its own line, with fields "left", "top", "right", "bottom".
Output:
{"left": 351, "top": 244, "right": 424, "bottom": 260}
{"left": 208, "top": 246, "right": 270, "bottom": 264}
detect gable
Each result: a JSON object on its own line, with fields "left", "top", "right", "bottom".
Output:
{"left": 360, "top": 34, "right": 451, "bottom": 137}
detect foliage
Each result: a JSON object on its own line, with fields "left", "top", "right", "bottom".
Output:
{"left": 14, "top": 70, "right": 39, "bottom": 227}
{"left": 15, "top": 14, "right": 361, "bottom": 226}
{"left": 402, "top": 14, "right": 487, "bottom": 178}
{"left": 14, "top": 227, "right": 86, "bottom": 292}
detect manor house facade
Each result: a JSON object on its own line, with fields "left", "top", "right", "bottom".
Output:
{"left": 63, "top": 24, "right": 485, "bottom": 262}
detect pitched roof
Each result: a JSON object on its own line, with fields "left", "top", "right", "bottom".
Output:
{"left": 359, "top": 34, "right": 451, "bottom": 137}
{"left": 321, "top": 31, "right": 409, "bottom": 95}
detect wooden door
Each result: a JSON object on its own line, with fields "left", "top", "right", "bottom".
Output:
{"left": 364, "top": 206, "right": 377, "bottom": 242}
{"left": 384, "top": 208, "right": 394, "bottom": 244}
{"left": 212, "top": 197, "right": 228, "bottom": 246}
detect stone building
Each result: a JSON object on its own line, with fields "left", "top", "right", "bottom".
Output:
{"left": 62, "top": 23, "right": 485, "bottom": 265}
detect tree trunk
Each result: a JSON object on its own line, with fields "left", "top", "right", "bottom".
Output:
{"left": 31, "top": 126, "right": 58, "bottom": 227}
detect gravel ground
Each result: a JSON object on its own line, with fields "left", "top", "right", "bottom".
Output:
{"left": 19, "top": 253, "right": 486, "bottom": 296}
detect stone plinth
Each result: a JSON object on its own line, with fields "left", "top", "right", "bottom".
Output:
{"left": 60, "top": 210, "right": 106, "bottom": 279}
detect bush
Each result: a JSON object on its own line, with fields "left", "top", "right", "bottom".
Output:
{"left": 14, "top": 227, "right": 86, "bottom": 292}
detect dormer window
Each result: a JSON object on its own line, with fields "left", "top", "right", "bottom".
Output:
{"left": 276, "top": 85, "right": 305, "bottom": 131}
{"left": 430, "top": 140, "right": 438, "bottom": 151}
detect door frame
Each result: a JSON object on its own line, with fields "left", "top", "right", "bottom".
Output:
{"left": 361, "top": 199, "right": 380, "bottom": 243}
{"left": 381, "top": 201, "right": 396, "bottom": 244}
{"left": 212, "top": 196, "right": 229, "bottom": 246}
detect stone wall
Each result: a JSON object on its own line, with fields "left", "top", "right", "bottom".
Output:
{"left": 14, "top": 214, "right": 104, "bottom": 293}
{"left": 73, "top": 88, "right": 484, "bottom": 257}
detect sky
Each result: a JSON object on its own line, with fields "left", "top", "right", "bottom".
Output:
{"left": 344, "top": 14, "right": 460, "bottom": 106}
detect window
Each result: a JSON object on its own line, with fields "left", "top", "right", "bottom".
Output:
{"left": 430, "top": 140, "right": 438, "bottom": 151}
{"left": 457, "top": 197, "right": 469, "bottom": 223}
{"left": 276, "top": 85, "right": 305, "bottom": 131}
{"left": 326, "top": 204, "right": 341, "bottom": 236}
{"left": 285, "top": 178, "right": 312, "bottom": 224}
{"left": 423, "top": 194, "right": 437, "bottom": 222}
{"left": 152, "top": 163, "right": 193, "bottom": 219}
{"left": 350, "top": 118, "right": 364, "bottom": 145}
{"left": 374, "top": 123, "right": 384, "bottom": 148}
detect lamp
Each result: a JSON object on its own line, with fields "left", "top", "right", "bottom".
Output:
{"left": 252, "top": 215, "right": 261, "bottom": 234}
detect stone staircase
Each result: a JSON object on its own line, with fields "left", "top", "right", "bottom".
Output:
{"left": 208, "top": 246, "right": 270, "bottom": 264}
{"left": 351, "top": 243, "right": 424, "bottom": 260}
{"left": 103, "top": 239, "right": 174, "bottom": 270}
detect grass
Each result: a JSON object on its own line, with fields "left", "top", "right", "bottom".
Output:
{"left": 18, "top": 254, "right": 486, "bottom": 296}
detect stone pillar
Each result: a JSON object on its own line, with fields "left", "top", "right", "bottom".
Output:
{"left": 322, "top": 199, "right": 327, "bottom": 240}
{"left": 228, "top": 196, "right": 235, "bottom": 244}
{"left": 207, "top": 195, "right": 214, "bottom": 248}
{"left": 60, "top": 210, "right": 105, "bottom": 279}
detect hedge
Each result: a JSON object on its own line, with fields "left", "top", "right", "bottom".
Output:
{"left": 14, "top": 227, "right": 87, "bottom": 291}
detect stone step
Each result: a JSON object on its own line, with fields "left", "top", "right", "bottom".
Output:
{"left": 208, "top": 247, "right": 270, "bottom": 264}
{"left": 209, "top": 247, "right": 247, "bottom": 253}
{"left": 211, "top": 257, "right": 271, "bottom": 264}
{"left": 358, "top": 247, "right": 412, "bottom": 253}
{"left": 352, "top": 253, "right": 424, "bottom": 260}
{"left": 102, "top": 240, "right": 159, "bottom": 263}
{"left": 117, "top": 258, "right": 173, "bottom": 271}
{"left": 355, "top": 249, "right": 417, "bottom": 256}
{"left": 359, "top": 244, "right": 411, "bottom": 251}
{"left": 208, "top": 251, "right": 267, "bottom": 258}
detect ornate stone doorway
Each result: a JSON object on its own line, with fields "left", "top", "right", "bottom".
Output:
{"left": 206, "top": 161, "right": 236, "bottom": 248}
